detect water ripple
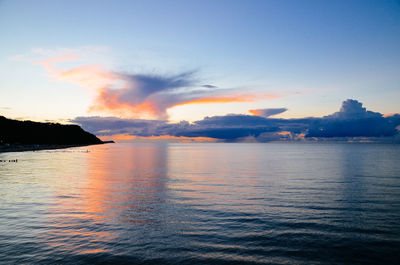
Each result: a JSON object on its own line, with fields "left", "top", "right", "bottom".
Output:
{"left": 1, "top": 143, "right": 400, "bottom": 264}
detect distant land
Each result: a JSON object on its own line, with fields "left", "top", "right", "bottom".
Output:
{"left": 0, "top": 116, "right": 112, "bottom": 153}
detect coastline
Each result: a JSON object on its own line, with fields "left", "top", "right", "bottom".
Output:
{"left": 0, "top": 142, "right": 112, "bottom": 154}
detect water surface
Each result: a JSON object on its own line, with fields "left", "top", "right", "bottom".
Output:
{"left": 1, "top": 143, "right": 400, "bottom": 264}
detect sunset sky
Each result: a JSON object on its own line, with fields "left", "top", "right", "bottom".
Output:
{"left": 1, "top": 0, "right": 400, "bottom": 141}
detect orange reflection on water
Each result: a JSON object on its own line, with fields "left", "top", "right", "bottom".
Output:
{"left": 84, "top": 143, "right": 169, "bottom": 220}
{"left": 43, "top": 144, "right": 169, "bottom": 255}
{"left": 32, "top": 149, "right": 117, "bottom": 255}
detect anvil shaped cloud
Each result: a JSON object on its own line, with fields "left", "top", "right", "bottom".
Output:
{"left": 39, "top": 56, "right": 282, "bottom": 119}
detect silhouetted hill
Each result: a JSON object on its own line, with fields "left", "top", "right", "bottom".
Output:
{"left": 0, "top": 116, "right": 103, "bottom": 145}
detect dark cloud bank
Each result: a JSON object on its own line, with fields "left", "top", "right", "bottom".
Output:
{"left": 72, "top": 99, "right": 400, "bottom": 142}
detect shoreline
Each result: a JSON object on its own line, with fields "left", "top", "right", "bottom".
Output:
{"left": 0, "top": 142, "right": 111, "bottom": 154}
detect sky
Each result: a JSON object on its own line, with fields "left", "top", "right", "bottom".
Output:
{"left": 1, "top": 0, "right": 400, "bottom": 141}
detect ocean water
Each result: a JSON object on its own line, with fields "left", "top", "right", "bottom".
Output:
{"left": 1, "top": 143, "right": 400, "bottom": 265}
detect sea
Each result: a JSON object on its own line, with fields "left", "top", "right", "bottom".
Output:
{"left": 1, "top": 143, "right": 400, "bottom": 264}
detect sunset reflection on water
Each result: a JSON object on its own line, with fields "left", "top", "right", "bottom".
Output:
{"left": 45, "top": 144, "right": 170, "bottom": 255}
{"left": 1, "top": 143, "right": 400, "bottom": 264}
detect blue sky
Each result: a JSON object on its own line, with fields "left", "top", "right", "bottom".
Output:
{"left": 0, "top": 0, "right": 400, "bottom": 124}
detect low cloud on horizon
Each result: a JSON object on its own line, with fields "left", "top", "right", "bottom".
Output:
{"left": 71, "top": 99, "right": 400, "bottom": 143}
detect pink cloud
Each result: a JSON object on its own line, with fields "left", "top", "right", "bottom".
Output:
{"left": 37, "top": 56, "right": 285, "bottom": 119}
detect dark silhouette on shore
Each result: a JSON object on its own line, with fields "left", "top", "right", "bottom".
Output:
{"left": 0, "top": 116, "right": 111, "bottom": 153}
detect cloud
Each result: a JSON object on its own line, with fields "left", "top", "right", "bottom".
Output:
{"left": 99, "top": 134, "right": 218, "bottom": 143}
{"left": 325, "top": 99, "right": 382, "bottom": 119}
{"left": 383, "top": 113, "right": 400, "bottom": 117}
{"left": 11, "top": 46, "right": 110, "bottom": 63}
{"left": 306, "top": 99, "right": 397, "bottom": 138}
{"left": 91, "top": 71, "right": 199, "bottom": 119}
{"left": 202, "top": 84, "right": 218, "bottom": 88}
{"left": 71, "top": 113, "right": 306, "bottom": 141}
{"left": 90, "top": 72, "right": 283, "bottom": 119}
{"left": 71, "top": 116, "right": 165, "bottom": 136}
{"left": 71, "top": 99, "right": 400, "bottom": 142}
{"left": 37, "top": 57, "right": 118, "bottom": 92}
{"left": 72, "top": 114, "right": 281, "bottom": 140}
{"left": 37, "top": 56, "right": 283, "bottom": 119}
{"left": 249, "top": 108, "right": 288, "bottom": 117}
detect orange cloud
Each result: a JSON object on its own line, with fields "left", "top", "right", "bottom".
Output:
{"left": 248, "top": 109, "right": 262, "bottom": 116}
{"left": 138, "top": 135, "right": 218, "bottom": 142}
{"left": 38, "top": 57, "right": 120, "bottom": 92}
{"left": 90, "top": 89, "right": 163, "bottom": 119}
{"left": 383, "top": 113, "right": 400, "bottom": 117}
{"left": 171, "top": 95, "right": 256, "bottom": 107}
{"left": 248, "top": 107, "right": 288, "bottom": 117}
{"left": 171, "top": 93, "right": 283, "bottom": 108}
{"left": 98, "top": 134, "right": 136, "bottom": 142}
{"left": 38, "top": 56, "right": 284, "bottom": 119}
{"left": 99, "top": 134, "right": 218, "bottom": 143}
{"left": 38, "top": 56, "right": 78, "bottom": 73}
